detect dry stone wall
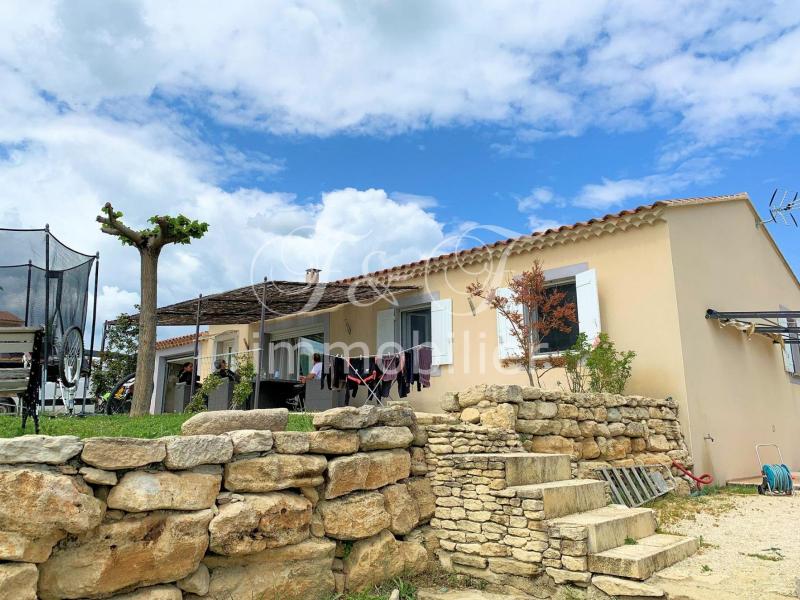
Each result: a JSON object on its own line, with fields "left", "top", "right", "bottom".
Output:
{"left": 418, "top": 384, "right": 695, "bottom": 596}
{"left": 442, "top": 384, "right": 692, "bottom": 478}
{"left": 0, "top": 407, "right": 435, "bottom": 600}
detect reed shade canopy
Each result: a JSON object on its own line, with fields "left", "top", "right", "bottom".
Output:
{"left": 135, "top": 280, "right": 419, "bottom": 326}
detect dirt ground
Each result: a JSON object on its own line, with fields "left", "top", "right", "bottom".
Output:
{"left": 650, "top": 492, "right": 800, "bottom": 599}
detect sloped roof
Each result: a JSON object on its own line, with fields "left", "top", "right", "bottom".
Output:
{"left": 336, "top": 193, "right": 750, "bottom": 284}
{"left": 155, "top": 332, "right": 208, "bottom": 351}
{"left": 0, "top": 311, "right": 24, "bottom": 326}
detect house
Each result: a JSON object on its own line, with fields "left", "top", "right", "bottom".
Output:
{"left": 0, "top": 311, "right": 24, "bottom": 327}
{"left": 151, "top": 193, "right": 800, "bottom": 483}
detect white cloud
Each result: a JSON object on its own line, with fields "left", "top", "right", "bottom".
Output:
{"left": 515, "top": 186, "right": 566, "bottom": 232}
{"left": 574, "top": 158, "right": 723, "bottom": 210}
{"left": 1, "top": 0, "right": 800, "bottom": 334}
{"left": 527, "top": 216, "right": 562, "bottom": 233}
{"left": 0, "top": 1, "right": 798, "bottom": 145}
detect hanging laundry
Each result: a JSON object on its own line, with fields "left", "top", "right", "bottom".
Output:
{"left": 345, "top": 357, "right": 381, "bottom": 405}
{"left": 418, "top": 345, "right": 433, "bottom": 388}
{"left": 331, "top": 356, "right": 346, "bottom": 389}
{"left": 398, "top": 349, "right": 414, "bottom": 398}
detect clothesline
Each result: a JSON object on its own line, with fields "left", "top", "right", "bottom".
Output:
{"left": 319, "top": 342, "right": 430, "bottom": 361}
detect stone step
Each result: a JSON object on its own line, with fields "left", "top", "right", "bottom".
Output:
{"left": 508, "top": 479, "right": 607, "bottom": 519}
{"left": 588, "top": 533, "right": 700, "bottom": 580}
{"left": 549, "top": 504, "right": 658, "bottom": 554}
{"left": 478, "top": 452, "right": 572, "bottom": 486}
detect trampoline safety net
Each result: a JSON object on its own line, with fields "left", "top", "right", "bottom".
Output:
{"left": 0, "top": 229, "right": 95, "bottom": 346}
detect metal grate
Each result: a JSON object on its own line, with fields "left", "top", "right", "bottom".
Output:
{"left": 598, "top": 466, "right": 673, "bottom": 507}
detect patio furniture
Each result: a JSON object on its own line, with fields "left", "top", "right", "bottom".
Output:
{"left": 207, "top": 378, "right": 233, "bottom": 411}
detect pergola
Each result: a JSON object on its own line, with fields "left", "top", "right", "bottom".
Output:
{"left": 705, "top": 309, "right": 800, "bottom": 344}
{"left": 138, "top": 279, "right": 418, "bottom": 403}
{"left": 148, "top": 280, "right": 418, "bottom": 326}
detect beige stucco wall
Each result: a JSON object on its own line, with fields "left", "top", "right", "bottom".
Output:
{"left": 665, "top": 199, "right": 800, "bottom": 482}
{"left": 202, "top": 324, "right": 253, "bottom": 378}
{"left": 318, "top": 220, "right": 689, "bottom": 420}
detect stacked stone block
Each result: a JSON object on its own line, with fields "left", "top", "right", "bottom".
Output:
{"left": 428, "top": 454, "right": 550, "bottom": 596}
{"left": 0, "top": 406, "right": 435, "bottom": 600}
{"left": 442, "top": 384, "right": 692, "bottom": 485}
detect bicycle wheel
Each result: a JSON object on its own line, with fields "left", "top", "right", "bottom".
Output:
{"left": 58, "top": 327, "right": 84, "bottom": 389}
{"left": 105, "top": 373, "right": 135, "bottom": 415}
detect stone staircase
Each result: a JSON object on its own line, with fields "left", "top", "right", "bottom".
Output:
{"left": 503, "top": 452, "right": 699, "bottom": 584}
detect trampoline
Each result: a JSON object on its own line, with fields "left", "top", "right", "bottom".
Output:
{"left": 0, "top": 226, "right": 99, "bottom": 426}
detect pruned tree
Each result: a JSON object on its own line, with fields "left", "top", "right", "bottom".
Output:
{"left": 97, "top": 203, "right": 208, "bottom": 416}
{"left": 467, "top": 259, "right": 577, "bottom": 386}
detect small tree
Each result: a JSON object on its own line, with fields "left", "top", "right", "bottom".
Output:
{"left": 97, "top": 203, "right": 208, "bottom": 416}
{"left": 586, "top": 333, "right": 636, "bottom": 394}
{"left": 563, "top": 332, "right": 636, "bottom": 394}
{"left": 91, "top": 313, "right": 138, "bottom": 397}
{"left": 467, "top": 259, "right": 576, "bottom": 386}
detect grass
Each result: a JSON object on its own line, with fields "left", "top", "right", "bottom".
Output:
{"left": 624, "top": 537, "right": 638, "bottom": 545}
{"left": 644, "top": 485, "right": 757, "bottom": 527}
{"left": 326, "top": 576, "right": 417, "bottom": 600}
{"left": 0, "top": 412, "right": 315, "bottom": 438}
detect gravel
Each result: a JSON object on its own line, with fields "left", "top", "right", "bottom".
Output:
{"left": 651, "top": 493, "right": 800, "bottom": 599}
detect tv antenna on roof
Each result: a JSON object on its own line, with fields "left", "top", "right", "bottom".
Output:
{"left": 761, "top": 188, "right": 799, "bottom": 227}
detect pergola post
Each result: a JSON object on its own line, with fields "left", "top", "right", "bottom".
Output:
{"left": 255, "top": 277, "right": 268, "bottom": 410}
{"left": 190, "top": 294, "right": 202, "bottom": 401}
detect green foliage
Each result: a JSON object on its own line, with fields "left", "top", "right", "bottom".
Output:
{"left": 328, "top": 576, "right": 416, "bottom": 600}
{"left": 146, "top": 214, "right": 209, "bottom": 245}
{"left": 99, "top": 205, "right": 208, "bottom": 248}
{"left": 185, "top": 373, "right": 223, "bottom": 414}
{"left": 563, "top": 332, "right": 591, "bottom": 392}
{"left": 563, "top": 332, "right": 636, "bottom": 394}
{"left": 341, "top": 541, "right": 354, "bottom": 560}
{"left": 624, "top": 537, "right": 638, "bottom": 545}
{"left": 91, "top": 313, "right": 138, "bottom": 397}
{"left": 0, "top": 412, "right": 313, "bottom": 438}
{"left": 231, "top": 353, "right": 256, "bottom": 409}
{"left": 587, "top": 333, "right": 636, "bottom": 394}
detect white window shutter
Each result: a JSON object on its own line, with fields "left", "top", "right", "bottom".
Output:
{"left": 495, "top": 287, "right": 523, "bottom": 359}
{"left": 430, "top": 299, "right": 453, "bottom": 365}
{"left": 779, "top": 318, "right": 795, "bottom": 373}
{"left": 576, "top": 269, "right": 601, "bottom": 342}
{"left": 376, "top": 308, "right": 395, "bottom": 352}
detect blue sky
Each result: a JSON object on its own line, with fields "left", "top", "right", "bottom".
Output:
{"left": 0, "top": 1, "right": 799, "bottom": 331}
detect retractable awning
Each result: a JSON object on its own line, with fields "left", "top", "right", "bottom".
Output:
{"left": 705, "top": 309, "right": 800, "bottom": 344}
{"left": 145, "top": 280, "right": 418, "bottom": 326}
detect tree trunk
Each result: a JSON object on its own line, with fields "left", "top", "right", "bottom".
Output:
{"left": 130, "top": 247, "right": 160, "bottom": 416}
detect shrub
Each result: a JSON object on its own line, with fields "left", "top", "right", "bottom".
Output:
{"left": 231, "top": 352, "right": 256, "bottom": 409}
{"left": 185, "top": 372, "right": 223, "bottom": 414}
{"left": 564, "top": 332, "right": 635, "bottom": 394}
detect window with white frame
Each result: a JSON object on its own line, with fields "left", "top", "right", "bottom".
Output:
{"left": 497, "top": 268, "right": 600, "bottom": 358}
{"left": 401, "top": 307, "right": 431, "bottom": 349}
{"left": 376, "top": 299, "right": 453, "bottom": 366}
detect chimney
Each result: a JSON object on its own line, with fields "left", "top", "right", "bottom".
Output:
{"left": 305, "top": 268, "right": 321, "bottom": 284}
